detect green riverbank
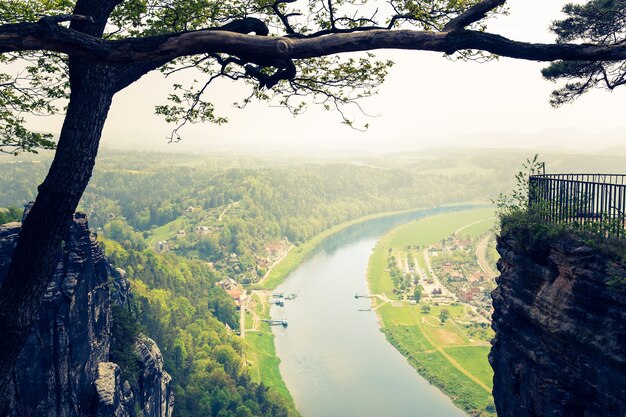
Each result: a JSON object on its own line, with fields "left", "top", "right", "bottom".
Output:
{"left": 366, "top": 208, "right": 497, "bottom": 416}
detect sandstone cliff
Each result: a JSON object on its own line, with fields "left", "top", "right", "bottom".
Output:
{"left": 490, "top": 231, "right": 625, "bottom": 417}
{"left": 0, "top": 213, "right": 173, "bottom": 417}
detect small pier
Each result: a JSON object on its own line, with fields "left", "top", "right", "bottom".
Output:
{"left": 354, "top": 293, "right": 374, "bottom": 299}
{"left": 262, "top": 319, "right": 288, "bottom": 327}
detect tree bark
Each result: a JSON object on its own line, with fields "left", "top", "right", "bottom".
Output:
{"left": 3, "top": 23, "right": 626, "bottom": 64}
{"left": 0, "top": 60, "right": 115, "bottom": 413}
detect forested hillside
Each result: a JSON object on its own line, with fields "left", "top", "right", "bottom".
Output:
{"left": 101, "top": 236, "right": 293, "bottom": 417}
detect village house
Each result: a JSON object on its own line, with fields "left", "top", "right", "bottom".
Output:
{"left": 449, "top": 269, "right": 464, "bottom": 281}
{"left": 196, "top": 225, "right": 210, "bottom": 234}
{"left": 216, "top": 277, "right": 243, "bottom": 306}
{"left": 255, "top": 256, "right": 269, "bottom": 269}
{"left": 428, "top": 243, "right": 442, "bottom": 256}
{"left": 154, "top": 241, "right": 170, "bottom": 253}
{"left": 266, "top": 240, "right": 288, "bottom": 257}
{"left": 469, "top": 271, "right": 486, "bottom": 282}
{"left": 459, "top": 287, "right": 481, "bottom": 302}
{"left": 216, "top": 278, "right": 238, "bottom": 290}
{"left": 225, "top": 287, "right": 243, "bottom": 305}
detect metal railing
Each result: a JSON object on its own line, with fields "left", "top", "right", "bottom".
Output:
{"left": 529, "top": 174, "right": 626, "bottom": 238}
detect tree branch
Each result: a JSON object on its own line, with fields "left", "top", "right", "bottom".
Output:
{"left": 2, "top": 20, "right": 626, "bottom": 67}
{"left": 443, "top": 0, "right": 507, "bottom": 31}
{"left": 328, "top": 0, "right": 336, "bottom": 30}
{"left": 269, "top": 0, "right": 299, "bottom": 35}
{"left": 216, "top": 17, "right": 269, "bottom": 36}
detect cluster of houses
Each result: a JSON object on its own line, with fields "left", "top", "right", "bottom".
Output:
{"left": 431, "top": 239, "right": 495, "bottom": 316}
{"left": 149, "top": 206, "right": 291, "bottom": 288}
{"left": 153, "top": 223, "right": 220, "bottom": 252}
{"left": 438, "top": 262, "right": 490, "bottom": 302}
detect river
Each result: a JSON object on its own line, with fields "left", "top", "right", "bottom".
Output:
{"left": 270, "top": 207, "right": 470, "bottom": 417}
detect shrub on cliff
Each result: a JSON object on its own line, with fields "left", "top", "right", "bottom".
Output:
{"left": 495, "top": 156, "right": 626, "bottom": 261}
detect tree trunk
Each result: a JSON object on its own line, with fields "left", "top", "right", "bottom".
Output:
{"left": 0, "top": 60, "right": 115, "bottom": 413}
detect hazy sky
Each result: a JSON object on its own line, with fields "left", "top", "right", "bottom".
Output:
{"left": 24, "top": 0, "right": 626, "bottom": 154}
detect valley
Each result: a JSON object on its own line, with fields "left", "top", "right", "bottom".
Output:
{"left": 1, "top": 149, "right": 624, "bottom": 417}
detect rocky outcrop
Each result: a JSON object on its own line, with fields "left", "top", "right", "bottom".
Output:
{"left": 93, "top": 337, "right": 173, "bottom": 417}
{"left": 134, "top": 336, "right": 173, "bottom": 417}
{"left": 0, "top": 213, "right": 173, "bottom": 417}
{"left": 490, "top": 231, "right": 626, "bottom": 417}
{"left": 95, "top": 362, "right": 135, "bottom": 417}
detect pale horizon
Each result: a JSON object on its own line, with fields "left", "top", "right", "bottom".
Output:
{"left": 21, "top": 0, "right": 625, "bottom": 155}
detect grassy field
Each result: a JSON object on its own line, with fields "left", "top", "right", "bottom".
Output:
{"left": 245, "top": 292, "right": 300, "bottom": 416}
{"left": 368, "top": 208, "right": 496, "bottom": 416}
{"left": 389, "top": 208, "right": 494, "bottom": 247}
{"left": 378, "top": 302, "right": 495, "bottom": 414}
{"left": 457, "top": 217, "right": 498, "bottom": 239}
{"left": 145, "top": 217, "right": 188, "bottom": 246}
{"left": 367, "top": 232, "right": 397, "bottom": 296}
{"left": 377, "top": 303, "right": 495, "bottom": 415}
{"left": 415, "top": 251, "right": 430, "bottom": 278}
{"left": 246, "top": 329, "right": 293, "bottom": 398}
{"left": 445, "top": 346, "right": 494, "bottom": 389}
